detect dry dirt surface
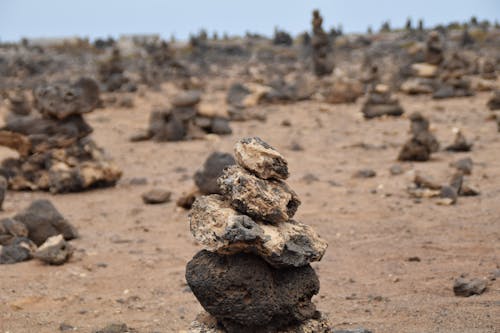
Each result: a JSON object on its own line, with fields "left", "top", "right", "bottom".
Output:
{"left": 0, "top": 91, "right": 499, "bottom": 333}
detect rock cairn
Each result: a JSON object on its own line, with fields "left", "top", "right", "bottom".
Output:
{"left": 398, "top": 112, "right": 439, "bottom": 161}
{"left": 0, "top": 77, "right": 122, "bottom": 193}
{"left": 311, "top": 10, "right": 333, "bottom": 77}
{"left": 0, "top": 199, "right": 77, "bottom": 265}
{"left": 98, "top": 48, "right": 134, "bottom": 92}
{"left": 186, "top": 137, "right": 330, "bottom": 333}
{"left": 134, "top": 90, "right": 232, "bottom": 142}
{"left": 361, "top": 84, "right": 404, "bottom": 119}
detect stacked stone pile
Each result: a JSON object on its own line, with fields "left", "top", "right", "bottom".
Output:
{"left": 185, "top": 137, "right": 330, "bottom": 333}
{"left": 0, "top": 77, "right": 122, "bottom": 193}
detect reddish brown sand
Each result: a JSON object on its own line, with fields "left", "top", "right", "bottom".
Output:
{"left": 0, "top": 91, "right": 499, "bottom": 332}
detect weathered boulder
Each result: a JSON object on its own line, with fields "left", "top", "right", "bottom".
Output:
{"left": 189, "top": 195, "right": 327, "bottom": 267}
{"left": 13, "top": 199, "right": 77, "bottom": 246}
{"left": 172, "top": 90, "right": 201, "bottom": 108}
{"left": 186, "top": 250, "right": 320, "bottom": 333}
{"left": 234, "top": 137, "right": 288, "bottom": 180}
{"left": 218, "top": 166, "right": 300, "bottom": 224}
{"left": 0, "top": 237, "right": 36, "bottom": 264}
{"left": 33, "top": 77, "right": 100, "bottom": 120}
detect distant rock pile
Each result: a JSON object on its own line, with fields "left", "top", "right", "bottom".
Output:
{"left": 134, "top": 90, "right": 232, "bottom": 142}
{"left": 0, "top": 77, "right": 122, "bottom": 193}
{"left": 311, "top": 10, "right": 333, "bottom": 77}
{"left": 361, "top": 84, "right": 405, "bottom": 119}
{"left": 0, "top": 199, "right": 76, "bottom": 265}
{"left": 186, "top": 137, "right": 330, "bottom": 332}
{"left": 398, "top": 112, "right": 439, "bottom": 161}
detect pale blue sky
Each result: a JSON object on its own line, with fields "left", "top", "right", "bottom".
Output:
{"left": 1, "top": 0, "right": 499, "bottom": 42}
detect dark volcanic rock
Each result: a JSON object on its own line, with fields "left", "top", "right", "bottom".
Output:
{"left": 210, "top": 117, "right": 232, "bottom": 135}
{"left": 0, "top": 237, "right": 36, "bottom": 264}
{"left": 13, "top": 199, "right": 77, "bottom": 246}
{"left": 186, "top": 250, "right": 319, "bottom": 333}
{"left": 398, "top": 112, "right": 439, "bottom": 161}
{"left": 453, "top": 277, "right": 487, "bottom": 297}
{"left": 194, "top": 152, "right": 236, "bottom": 194}
{"left": 451, "top": 157, "right": 473, "bottom": 175}
{"left": 354, "top": 169, "right": 376, "bottom": 178}
{"left": 445, "top": 130, "right": 472, "bottom": 152}
{"left": 487, "top": 90, "right": 500, "bottom": 111}
{"left": 227, "top": 83, "right": 251, "bottom": 108}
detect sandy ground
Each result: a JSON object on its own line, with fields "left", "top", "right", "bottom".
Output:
{"left": 0, "top": 90, "right": 499, "bottom": 333}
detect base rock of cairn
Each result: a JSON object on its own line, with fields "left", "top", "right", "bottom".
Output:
{"left": 186, "top": 137, "right": 330, "bottom": 332}
{"left": 0, "top": 77, "right": 122, "bottom": 193}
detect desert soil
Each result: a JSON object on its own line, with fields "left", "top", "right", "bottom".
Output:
{"left": 0, "top": 90, "right": 499, "bottom": 333}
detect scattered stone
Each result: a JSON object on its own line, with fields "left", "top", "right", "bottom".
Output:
{"left": 451, "top": 157, "right": 473, "bottom": 175}
{"left": 354, "top": 169, "right": 376, "bottom": 178}
{"left": 0, "top": 237, "right": 36, "bottom": 264}
{"left": 0, "top": 218, "right": 29, "bottom": 245}
{"left": 186, "top": 250, "right": 320, "bottom": 332}
{"left": 407, "top": 256, "right": 421, "bottom": 262}
{"left": 390, "top": 164, "right": 404, "bottom": 175}
{"left": 34, "top": 234, "right": 73, "bottom": 265}
{"left": 176, "top": 190, "right": 199, "bottom": 210}
{"left": 13, "top": 199, "right": 78, "bottom": 246}
{"left": 333, "top": 329, "right": 373, "bottom": 333}
{"left": 234, "top": 137, "right": 288, "bottom": 180}
{"left": 93, "top": 322, "right": 136, "bottom": 333}
{"left": 459, "top": 183, "right": 480, "bottom": 196}
{"left": 453, "top": 277, "right": 487, "bottom": 297}
{"left": 59, "top": 323, "right": 75, "bottom": 331}
{"left": 414, "top": 173, "right": 442, "bottom": 190}
{"left": 439, "top": 185, "right": 458, "bottom": 205}
{"left": 218, "top": 166, "right": 300, "bottom": 224}
{"left": 141, "top": 189, "right": 172, "bottom": 204}
{"left": 172, "top": 90, "right": 202, "bottom": 107}
{"left": 194, "top": 152, "right": 236, "bottom": 195}
{"left": 445, "top": 129, "right": 472, "bottom": 152}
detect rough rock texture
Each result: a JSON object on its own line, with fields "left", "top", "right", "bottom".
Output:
{"left": 13, "top": 199, "right": 77, "bottom": 246}
{"left": 218, "top": 166, "right": 300, "bottom": 224}
{"left": 194, "top": 152, "right": 236, "bottom": 194}
{"left": 0, "top": 237, "right": 36, "bottom": 264}
{"left": 234, "top": 137, "right": 289, "bottom": 180}
{"left": 186, "top": 250, "right": 320, "bottom": 333}
{"left": 189, "top": 195, "right": 327, "bottom": 268}
{"left": 33, "top": 77, "right": 100, "bottom": 120}
{"left": 34, "top": 234, "right": 73, "bottom": 265}
{"left": 0, "top": 78, "right": 122, "bottom": 193}
{"left": 453, "top": 277, "right": 487, "bottom": 297}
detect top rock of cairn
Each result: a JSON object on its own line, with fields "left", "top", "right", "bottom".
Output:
{"left": 234, "top": 137, "right": 289, "bottom": 180}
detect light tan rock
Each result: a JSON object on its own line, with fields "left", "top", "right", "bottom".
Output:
{"left": 190, "top": 195, "right": 327, "bottom": 268}
{"left": 34, "top": 234, "right": 73, "bottom": 265}
{"left": 411, "top": 63, "right": 438, "bottom": 78}
{"left": 234, "top": 137, "right": 288, "bottom": 180}
{"left": 218, "top": 166, "right": 300, "bottom": 224}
